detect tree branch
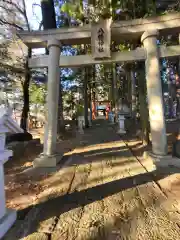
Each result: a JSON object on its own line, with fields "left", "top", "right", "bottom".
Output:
{"left": 0, "top": 4, "right": 14, "bottom": 13}
{"left": 0, "top": 0, "right": 31, "bottom": 31}
{"left": 32, "top": 3, "right": 42, "bottom": 26}
{"left": 22, "top": 0, "right": 30, "bottom": 31}
{"left": 1, "top": 0, "right": 25, "bottom": 16}
{"left": 0, "top": 18, "right": 24, "bottom": 30}
{"left": 0, "top": 62, "right": 25, "bottom": 74}
{"left": 38, "top": 21, "right": 43, "bottom": 30}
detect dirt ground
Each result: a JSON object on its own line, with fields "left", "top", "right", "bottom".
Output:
{"left": 5, "top": 119, "right": 180, "bottom": 211}
{"left": 4, "top": 120, "right": 180, "bottom": 240}
{"left": 123, "top": 119, "right": 180, "bottom": 217}
{"left": 4, "top": 126, "right": 78, "bottom": 211}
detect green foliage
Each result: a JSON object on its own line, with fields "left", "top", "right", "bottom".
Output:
{"left": 29, "top": 82, "right": 47, "bottom": 105}
{"left": 60, "top": 0, "right": 158, "bottom": 23}
{"left": 57, "top": 0, "right": 180, "bottom": 122}
{"left": 76, "top": 104, "right": 84, "bottom": 116}
{"left": 60, "top": 1, "right": 84, "bottom": 22}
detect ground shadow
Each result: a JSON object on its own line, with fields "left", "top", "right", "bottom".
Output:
{"left": 59, "top": 145, "right": 128, "bottom": 167}
{"left": 6, "top": 119, "right": 180, "bottom": 239}
{"left": 15, "top": 166, "right": 180, "bottom": 239}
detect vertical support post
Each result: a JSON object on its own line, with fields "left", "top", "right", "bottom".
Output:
{"left": 43, "top": 39, "right": 61, "bottom": 156}
{"left": 117, "top": 115, "right": 126, "bottom": 135}
{"left": 141, "top": 30, "right": 167, "bottom": 156}
{"left": 0, "top": 160, "right": 6, "bottom": 220}
{"left": 34, "top": 39, "right": 62, "bottom": 167}
{"left": 78, "top": 116, "right": 84, "bottom": 134}
{"left": 0, "top": 125, "right": 16, "bottom": 239}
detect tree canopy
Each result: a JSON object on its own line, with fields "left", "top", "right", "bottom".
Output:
{"left": 0, "top": 0, "right": 180, "bottom": 127}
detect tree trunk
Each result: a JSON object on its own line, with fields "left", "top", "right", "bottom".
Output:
{"left": 110, "top": 65, "right": 115, "bottom": 109}
{"left": 41, "top": 0, "right": 64, "bottom": 135}
{"left": 88, "top": 80, "right": 92, "bottom": 125}
{"left": 112, "top": 63, "right": 118, "bottom": 121}
{"left": 131, "top": 69, "right": 136, "bottom": 118}
{"left": 92, "top": 65, "right": 96, "bottom": 120}
{"left": 126, "top": 69, "right": 131, "bottom": 110}
{"left": 57, "top": 79, "right": 64, "bottom": 133}
{"left": 20, "top": 48, "right": 32, "bottom": 131}
{"left": 84, "top": 67, "right": 89, "bottom": 128}
{"left": 41, "top": 0, "right": 56, "bottom": 29}
{"left": 138, "top": 62, "right": 150, "bottom": 145}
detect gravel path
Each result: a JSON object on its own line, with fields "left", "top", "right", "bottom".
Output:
{"left": 4, "top": 120, "right": 180, "bottom": 240}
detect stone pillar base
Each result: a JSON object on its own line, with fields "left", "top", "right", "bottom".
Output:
{"left": 77, "top": 117, "right": 84, "bottom": 134}
{"left": 88, "top": 116, "right": 92, "bottom": 127}
{"left": 117, "top": 129, "right": 126, "bottom": 135}
{"left": 33, "top": 153, "right": 63, "bottom": 168}
{"left": 143, "top": 151, "right": 180, "bottom": 168}
{"left": 117, "top": 115, "right": 126, "bottom": 135}
{"left": 0, "top": 208, "right": 16, "bottom": 239}
{"left": 88, "top": 121, "right": 92, "bottom": 127}
{"left": 78, "top": 128, "right": 84, "bottom": 134}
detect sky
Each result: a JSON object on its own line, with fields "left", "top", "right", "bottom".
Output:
{"left": 25, "top": 0, "right": 42, "bottom": 30}
{"left": 1, "top": 1, "right": 41, "bottom": 42}
{"left": 25, "top": 0, "right": 44, "bottom": 54}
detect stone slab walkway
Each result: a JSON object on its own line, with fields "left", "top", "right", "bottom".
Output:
{"left": 4, "top": 120, "right": 180, "bottom": 240}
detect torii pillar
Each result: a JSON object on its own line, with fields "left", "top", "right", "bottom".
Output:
{"left": 141, "top": 30, "right": 168, "bottom": 162}
{"left": 33, "top": 39, "right": 62, "bottom": 167}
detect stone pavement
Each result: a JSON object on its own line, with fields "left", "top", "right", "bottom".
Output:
{"left": 4, "top": 120, "right": 180, "bottom": 240}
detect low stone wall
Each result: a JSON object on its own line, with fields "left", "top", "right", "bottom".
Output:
{"left": 6, "top": 139, "right": 42, "bottom": 162}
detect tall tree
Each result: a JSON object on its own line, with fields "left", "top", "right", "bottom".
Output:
{"left": 58, "top": 0, "right": 179, "bottom": 135}
{"left": 84, "top": 67, "right": 89, "bottom": 127}
{"left": 41, "top": 0, "right": 57, "bottom": 29}
{"left": 137, "top": 62, "right": 150, "bottom": 144}
{"left": 40, "top": 0, "right": 67, "bottom": 135}
{"left": 0, "top": 0, "right": 32, "bottom": 131}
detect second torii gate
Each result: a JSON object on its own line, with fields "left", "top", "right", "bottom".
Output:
{"left": 17, "top": 13, "right": 180, "bottom": 167}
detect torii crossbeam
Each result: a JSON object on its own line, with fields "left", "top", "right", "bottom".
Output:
{"left": 17, "top": 13, "right": 180, "bottom": 168}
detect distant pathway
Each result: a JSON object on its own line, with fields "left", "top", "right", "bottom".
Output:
{"left": 4, "top": 120, "right": 180, "bottom": 240}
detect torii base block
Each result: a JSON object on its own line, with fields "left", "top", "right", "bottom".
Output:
{"left": 0, "top": 209, "right": 16, "bottom": 239}
{"left": 143, "top": 151, "right": 180, "bottom": 168}
{"left": 33, "top": 153, "right": 63, "bottom": 167}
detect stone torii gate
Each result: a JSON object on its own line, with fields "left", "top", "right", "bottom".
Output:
{"left": 17, "top": 13, "right": 180, "bottom": 168}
